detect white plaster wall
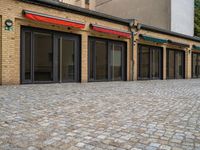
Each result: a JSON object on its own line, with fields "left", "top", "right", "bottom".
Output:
{"left": 171, "top": 0, "right": 194, "bottom": 36}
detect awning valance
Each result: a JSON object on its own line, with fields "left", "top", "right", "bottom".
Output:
{"left": 192, "top": 45, "right": 200, "bottom": 51}
{"left": 23, "top": 10, "right": 85, "bottom": 29}
{"left": 90, "top": 24, "right": 131, "bottom": 38}
{"left": 139, "top": 35, "right": 168, "bottom": 44}
{"left": 168, "top": 40, "right": 190, "bottom": 48}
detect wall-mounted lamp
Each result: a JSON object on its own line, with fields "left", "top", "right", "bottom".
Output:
{"left": 5, "top": 19, "right": 13, "bottom": 31}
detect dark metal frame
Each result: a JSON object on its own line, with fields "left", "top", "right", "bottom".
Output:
{"left": 138, "top": 44, "right": 163, "bottom": 80}
{"left": 88, "top": 37, "right": 127, "bottom": 82}
{"left": 21, "top": 26, "right": 81, "bottom": 84}
{"left": 192, "top": 52, "right": 200, "bottom": 78}
{"left": 166, "top": 49, "right": 185, "bottom": 79}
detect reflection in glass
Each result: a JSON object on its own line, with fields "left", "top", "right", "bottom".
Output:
{"left": 34, "top": 33, "right": 53, "bottom": 81}
{"left": 25, "top": 32, "right": 31, "bottom": 80}
{"left": 89, "top": 41, "right": 94, "bottom": 80}
{"left": 176, "top": 52, "right": 184, "bottom": 79}
{"left": 95, "top": 41, "right": 108, "bottom": 80}
{"left": 62, "top": 39, "right": 75, "bottom": 81}
{"left": 140, "top": 46, "right": 150, "bottom": 78}
{"left": 167, "top": 50, "right": 184, "bottom": 79}
{"left": 152, "top": 49, "right": 160, "bottom": 78}
{"left": 111, "top": 45, "right": 122, "bottom": 80}
{"left": 168, "top": 50, "right": 175, "bottom": 79}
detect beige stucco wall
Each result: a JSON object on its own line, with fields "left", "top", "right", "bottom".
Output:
{"left": 59, "top": 0, "right": 95, "bottom": 10}
{"left": 96, "top": 0, "right": 171, "bottom": 30}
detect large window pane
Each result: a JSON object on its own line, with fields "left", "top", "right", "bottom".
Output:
{"left": 152, "top": 48, "right": 160, "bottom": 78}
{"left": 34, "top": 33, "right": 53, "bottom": 81}
{"left": 95, "top": 41, "right": 108, "bottom": 80}
{"left": 175, "top": 52, "right": 184, "bottom": 79}
{"left": 62, "top": 39, "right": 75, "bottom": 81}
{"left": 198, "top": 55, "right": 200, "bottom": 77}
{"left": 89, "top": 41, "right": 94, "bottom": 80}
{"left": 168, "top": 50, "right": 175, "bottom": 79}
{"left": 192, "top": 53, "right": 198, "bottom": 78}
{"left": 24, "top": 32, "right": 31, "bottom": 80}
{"left": 140, "top": 46, "right": 150, "bottom": 78}
{"left": 111, "top": 45, "right": 122, "bottom": 80}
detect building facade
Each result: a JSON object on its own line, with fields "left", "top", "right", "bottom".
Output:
{"left": 96, "top": 0, "right": 194, "bottom": 36}
{"left": 0, "top": 0, "right": 200, "bottom": 85}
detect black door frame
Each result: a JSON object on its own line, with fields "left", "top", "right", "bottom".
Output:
{"left": 54, "top": 33, "right": 81, "bottom": 83}
{"left": 138, "top": 44, "right": 163, "bottom": 80}
{"left": 88, "top": 37, "right": 127, "bottom": 82}
{"left": 21, "top": 26, "right": 81, "bottom": 84}
{"left": 166, "top": 49, "right": 185, "bottom": 79}
{"left": 192, "top": 52, "right": 200, "bottom": 78}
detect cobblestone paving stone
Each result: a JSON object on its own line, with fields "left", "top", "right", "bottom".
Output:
{"left": 0, "top": 80, "right": 200, "bottom": 150}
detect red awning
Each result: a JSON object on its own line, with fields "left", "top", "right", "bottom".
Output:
{"left": 23, "top": 10, "right": 85, "bottom": 29}
{"left": 91, "top": 24, "right": 131, "bottom": 38}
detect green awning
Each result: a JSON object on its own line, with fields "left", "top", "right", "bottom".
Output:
{"left": 140, "top": 35, "right": 168, "bottom": 44}
{"left": 192, "top": 45, "right": 200, "bottom": 51}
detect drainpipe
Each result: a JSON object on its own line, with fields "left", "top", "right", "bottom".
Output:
{"left": 129, "top": 20, "right": 135, "bottom": 81}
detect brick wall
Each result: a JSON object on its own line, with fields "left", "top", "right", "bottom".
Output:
{"left": 0, "top": 0, "right": 130, "bottom": 85}
{"left": 0, "top": 16, "right": 2, "bottom": 84}
{"left": 0, "top": 0, "right": 199, "bottom": 85}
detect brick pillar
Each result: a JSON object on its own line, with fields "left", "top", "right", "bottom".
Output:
{"left": 185, "top": 46, "right": 192, "bottom": 79}
{"left": 1, "top": 16, "right": 20, "bottom": 85}
{"left": 0, "top": 16, "right": 2, "bottom": 85}
{"left": 163, "top": 45, "right": 167, "bottom": 80}
{"left": 126, "top": 39, "right": 131, "bottom": 81}
{"left": 133, "top": 41, "right": 138, "bottom": 81}
{"left": 81, "top": 32, "right": 88, "bottom": 83}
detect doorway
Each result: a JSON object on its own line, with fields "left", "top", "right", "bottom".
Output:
{"left": 21, "top": 27, "right": 80, "bottom": 84}
{"left": 138, "top": 45, "right": 163, "bottom": 80}
{"left": 88, "top": 37, "right": 126, "bottom": 81}
{"left": 167, "top": 49, "right": 185, "bottom": 79}
{"left": 192, "top": 53, "right": 200, "bottom": 78}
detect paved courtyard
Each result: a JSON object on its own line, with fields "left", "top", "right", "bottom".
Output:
{"left": 0, "top": 80, "right": 200, "bottom": 150}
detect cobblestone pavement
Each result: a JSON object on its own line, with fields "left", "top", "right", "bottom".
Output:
{"left": 0, "top": 80, "right": 200, "bottom": 150}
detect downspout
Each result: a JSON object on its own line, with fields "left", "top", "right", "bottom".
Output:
{"left": 129, "top": 20, "right": 135, "bottom": 81}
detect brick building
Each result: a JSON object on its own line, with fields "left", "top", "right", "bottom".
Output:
{"left": 0, "top": 0, "right": 200, "bottom": 85}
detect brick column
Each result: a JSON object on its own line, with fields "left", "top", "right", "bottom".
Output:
{"left": 185, "top": 46, "right": 192, "bottom": 79}
{"left": 163, "top": 45, "right": 167, "bottom": 80}
{"left": 81, "top": 32, "right": 88, "bottom": 83}
{"left": 1, "top": 16, "right": 20, "bottom": 85}
{"left": 0, "top": 16, "right": 2, "bottom": 85}
{"left": 133, "top": 34, "right": 139, "bottom": 81}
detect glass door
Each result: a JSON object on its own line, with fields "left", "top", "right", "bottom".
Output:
{"left": 55, "top": 34, "right": 80, "bottom": 83}
{"left": 33, "top": 32, "right": 53, "bottom": 82}
{"left": 110, "top": 43, "right": 124, "bottom": 81}
{"left": 88, "top": 38, "right": 126, "bottom": 82}
{"left": 21, "top": 28, "right": 54, "bottom": 83}
{"left": 167, "top": 49, "right": 185, "bottom": 79}
{"left": 198, "top": 55, "right": 200, "bottom": 78}
{"left": 138, "top": 45, "right": 162, "bottom": 80}
{"left": 21, "top": 27, "right": 80, "bottom": 84}
{"left": 192, "top": 53, "right": 200, "bottom": 78}
{"left": 151, "top": 48, "right": 161, "bottom": 79}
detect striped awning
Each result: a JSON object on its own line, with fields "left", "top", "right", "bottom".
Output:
{"left": 23, "top": 10, "right": 85, "bottom": 29}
